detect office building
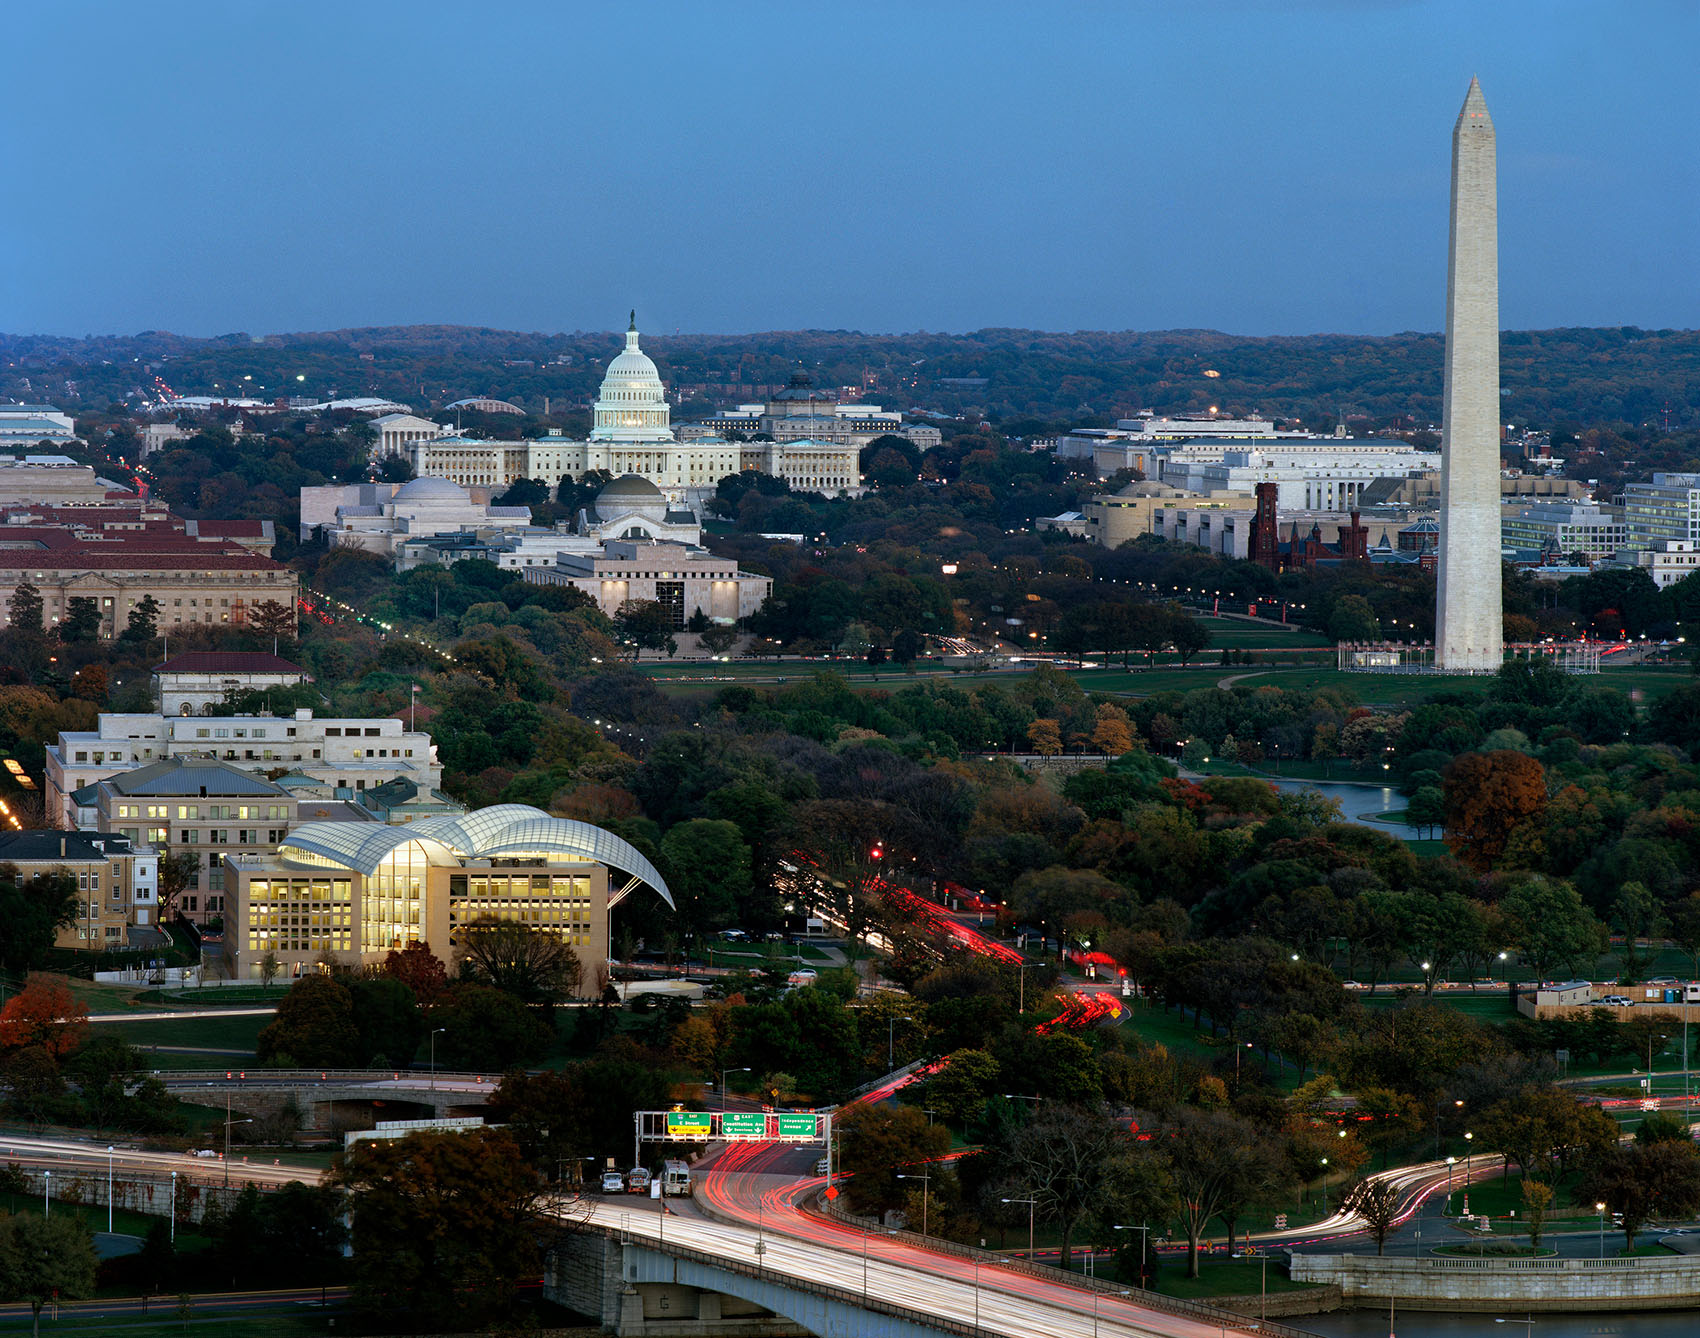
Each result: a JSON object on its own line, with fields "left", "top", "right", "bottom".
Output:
{"left": 153, "top": 652, "right": 312, "bottom": 716}
{"left": 0, "top": 830, "right": 159, "bottom": 948}
{"left": 1622, "top": 473, "right": 1700, "bottom": 551}
{"left": 522, "top": 540, "right": 771, "bottom": 625}
{"left": 46, "top": 708, "right": 441, "bottom": 830}
{"left": 224, "top": 804, "right": 674, "bottom": 982}
{"left": 77, "top": 758, "right": 298, "bottom": 924}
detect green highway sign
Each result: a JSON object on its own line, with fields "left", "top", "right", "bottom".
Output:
{"left": 720, "top": 1112, "right": 767, "bottom": 1139}
{"left": 666, "top": 1112, "right": 712, "bottom": 1139}
{"left": 777, "top": 1113, "right": 819, "bottom": 1141}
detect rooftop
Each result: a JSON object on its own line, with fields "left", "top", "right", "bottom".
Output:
{"left": 155, "top": 652, "right": 308, "bottom": 676}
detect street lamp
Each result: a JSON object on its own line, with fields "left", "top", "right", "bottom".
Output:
{"left": 107, "top": 1145, "right": 115, "bottom": 1234}
{"left": 1445, "top": 1156, "right": 1457, "bottom": 1209}
{"left": 1092, "top": 1288, "right": 1134, "bottom": 1338}
{"left": 1112, "top": 1224, "right": 1151, "bottom": 1285}
{"left": 1597, "top": 1201, "right": 1607, "bottom": 1258}
{"left": 224, "top": 1115, "right": 253, "bottom": 1186}
{"left": 1002, "top": 1196, "right": 1038, "bottom": 1257}
{"left": 1494, "top": 1318, "right": 1534, "bottom": 1338}
{"left": 721, "top": 1066, "right": 750, "bottom": 1112}
{"left": 43, "top": 1170, "right": 50, "bottom": 1219}
{"left": 430, "top": 1027, "right": 447, "bottom": 1090}
{"left": 170, "top": 1170, "right": 177, "bottom": 1245}
{"left": 888, "top": 1014, "right": 912, "bottom": 1070}
{"left": 1464, "top": 1131, "right": 1474, "bottom": 1184}
{"left": 1319, "top": 1158, "right": 1329, "bottom": 1214}
{"left": 896, "top": 1170, "right": 931, "bottom": 1236}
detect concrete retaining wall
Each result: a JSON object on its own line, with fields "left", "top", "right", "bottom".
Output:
{"left": 1290, "top": 1251, "right": 1700, "bottom": 1312}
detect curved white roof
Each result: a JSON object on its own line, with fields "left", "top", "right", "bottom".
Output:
{"left": 277, "top": 803, "right": 672, "bottom": 906}
{"left": 393, "top": 476, "right": 469, "bottom": 502}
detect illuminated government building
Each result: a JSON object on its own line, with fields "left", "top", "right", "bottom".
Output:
{"left": 407, "top": 315, "right": 861, "bottom": 500}
{"left": 224, "top": 804, "right": 673, "bottom": 986}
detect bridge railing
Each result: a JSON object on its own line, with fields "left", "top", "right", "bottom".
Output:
{"left": 607, "top": 1223, "right": 993, "bottom": 1338}
{"left": 151, "top": 1068, "right": 502, "bottom": 1085}
{"left": 812, "top": 1194, "right": 1325, "bottom": 1338}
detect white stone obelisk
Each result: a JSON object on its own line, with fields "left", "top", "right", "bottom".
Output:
{"left": 1435, "top": 77, "right": 1503, "bottom": 672}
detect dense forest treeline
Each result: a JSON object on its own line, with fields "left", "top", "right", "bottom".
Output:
{"left": 5, "top": 324, "right": 1699, "bottom": 429}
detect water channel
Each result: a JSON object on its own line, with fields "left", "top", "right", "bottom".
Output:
{"left": 1305, "top": 1309, "right": 1697, "bottom": 1336}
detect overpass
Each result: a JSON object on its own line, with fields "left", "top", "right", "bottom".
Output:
{"left": 554, "top": 1200, "right": 1321, "bottom": 1338}
{"left": 155, "top": 1068, "right": 499, "bottom": 1131}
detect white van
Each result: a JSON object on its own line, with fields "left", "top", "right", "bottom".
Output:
{"left": 662, "top": 1159, "right": 692, "bottom": 1196}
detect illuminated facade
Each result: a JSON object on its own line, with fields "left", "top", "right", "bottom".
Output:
{"left": 224, "top": 804, "right": 673, "bottom": 984}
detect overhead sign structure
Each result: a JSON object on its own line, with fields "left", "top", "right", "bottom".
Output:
{"left": 777, "top": 1113, "right": 820, "bottom": 1141}
{"left": 721, "top": 1112, "right": 767, "bottom": 1140}
{"left": 666, "top": 1111, "right": 713, "bottom": 1140}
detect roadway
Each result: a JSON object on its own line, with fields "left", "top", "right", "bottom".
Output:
{"left": 589, "top": 1182, "right": 1240, "bottom": 1338}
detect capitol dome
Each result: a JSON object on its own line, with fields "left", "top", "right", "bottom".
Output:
{"left": 589, "top": 312, "right": 675, "bottom": 444}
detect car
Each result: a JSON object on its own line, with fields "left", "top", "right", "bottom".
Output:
{"left": 626, "top": 1168, "right": 652, "bottom": 1194}
{"left": 600, "top": 1170, "right": 626, "bottom": 1194}
{"left": 720, "top": 929, "right": 748, "bottom": 942}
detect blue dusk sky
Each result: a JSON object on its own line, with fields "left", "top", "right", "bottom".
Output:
{"left": 3, "top": 0, "right": 1696, "bottom": 338}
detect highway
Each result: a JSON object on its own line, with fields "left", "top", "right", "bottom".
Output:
{"left": 588, "top": 1186, "right": 1244, "bottom": 1338}
{"left": 0, "top": 1131, "right": 316, "bottom": 1188}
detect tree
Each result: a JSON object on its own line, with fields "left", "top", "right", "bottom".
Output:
{"left": 346, "top": 976, "right": 424, "bottom": 1067}
{"left": 892, "top": 628, "right": 923, "bottom": 667}
{"left": 1500, "top": 876, "right": 1604, "bottom": 983}
{"left": 456, "top": 918, "right": 581, "bottom": 1006}
{"left": 258, "top": 952, "right": 280, "bottom": 990}
{"left": 1404, "top": 786, "right": 1446, "bottom": 839}
{"left": 0, "top": 1212, "right": 99, "bottom": 1338}
{"left": 837, "top": 1104, "right": 950, "bottom": 1217}
{"left": 430, "top": 984, "right": 551, "bottom": 1070}
{"left": 255, "top": 974, "right": 359, "bottom": 1067}
{"left": 247, "top": 599, "right": 298, "bottom": 641}
{"left": 331, "top": 1128, "right": 548, "bottom": 1328}
{"left": 0, "top": 974, "right": 88, "bottom": 1058}
{"left": 1521, "top": 1178, "right": 1554, "bottom": 1251}
{"left": 1347, "top": 1178, "right": 1403, "bottom": 1255}
{"left": 155, "top": 852, "right": 198, "bottom": 922}
{"left": 6, "top": 583, "right": 42, "bottom": 637}
{"left": 700, "top": 624, "right": 739, "bottom": 657}
{"left": 0, "top": 874, "right": 78, "bottom": 974}
{"left": 615, "top": 600, "right": 678, "bottom": 656}
{"left": 1580, "top": 1138, "right": 1700, "bottom": 1251}
{"left": 660, "top": 819, "right": 753, "bottom": 942}
{"left": 383, "top": 941, "right": 449, "bottom": 1006}
{"left": 1156, "top": 1106, "right": 1276, "bottom": 1277}
{"left": 1442, "top": 750, "right": 1549, "bottom": 873}
{"left": 1027, "top": 718, "right": 1063, "bottom": 756}
{"left": 996, "top": 1101, "right": 1167, "bottom": 1272}
{"left": 59, "top": 598, "right": 101, "bottom": 642}
{"left": 122, "top": 594, "right": 161, "bottom": 643}
{"left": 1091, "top": 704, "right": 1136, "bottom": 756}
{"left": 1611, "top": 881, "right": 1663, "bottom": 983}
{"left": 1327, "top": 595, "right": 1381, "bottom": 643}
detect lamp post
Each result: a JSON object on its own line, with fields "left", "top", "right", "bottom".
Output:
{"left": 1494, "top": 1317, "right": 1534, "bottom": 1338}
{"left": 1092, "top": 1289, "right": 1134, "bottom": 1338}
{"left": 430, "top": 1027, "right": 446, "bottom": 1090}
{"left": 1017, "top": 962, "right": 1033, "bottom": 1014}
{"left": 226, "top": 1108, "right": 255, "bottom": 1190}
{"left": 1319, "top": 1158, "right": 1329, "bottom": 1215}
{"left": 43, "top": 1170, "right": 49, "bottom": 1219}
{"left": 1597, "top": 1201, "right": 1607, "bottom": 1258}
{"left": 896, "top": 1170, "right": 931, "bottom": 1236}
{"left": 1002, "top": 1197, "right": 1037, "bottom": 1257}
{"left": 1112, "top": 1224, "right": 1151, "bottom": 1285}
{"left": 888, "top": 1014, "right": 912, "bottom": 1071}
{"left": 107, "top": 1145, "right": 114, "bottom": 1234}
{"left": 169, "top": 1171, "right": 177, "bottom": 1245}
{"left": 720, "top": 1066, "right": 750, "bottom": 1113}
{"left": 1445, "top": 1156, "right": 1457, "bottom": 1212}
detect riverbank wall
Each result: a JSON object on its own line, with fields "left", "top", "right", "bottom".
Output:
{"left": 1290, "top": 1252, "right": 1700, "bottom": 1312}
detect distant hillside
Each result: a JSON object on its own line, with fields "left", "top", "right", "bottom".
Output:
{"left": 3, "top": 324, "right": 1697, "bottom": 429}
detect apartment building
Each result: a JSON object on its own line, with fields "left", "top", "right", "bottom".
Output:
{"left": 0, "top": 830, "right": 158, "bottom": 949}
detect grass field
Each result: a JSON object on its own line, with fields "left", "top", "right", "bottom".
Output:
{"left": 1196, "top": 616, "right": 1331, "bottom": 650}
{"left": 97, "top": 1012, "right": 271, "bottom": 1061}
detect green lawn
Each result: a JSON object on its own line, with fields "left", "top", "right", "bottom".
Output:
{"left": 1197, "top": 617, "right": 1331, "bottom": 650}
{"left": 98, "top": 1013, "right": 271, "bottom": 1060}
{"left": 1149, "top": 1257, "right": 1318, "bottom": 1298}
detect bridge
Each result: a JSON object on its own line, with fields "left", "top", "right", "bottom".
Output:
{"left": 155, "top": 1069, "right": 498, "bottom": 1131}
{"left": 551, "top": 1200, "right": 1319, "bottom": 1338}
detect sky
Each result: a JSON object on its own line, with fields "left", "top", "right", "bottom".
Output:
{"left": 4, "top": 0, "right": 1698, "bottom": 339}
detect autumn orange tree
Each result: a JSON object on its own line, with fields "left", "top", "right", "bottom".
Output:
{"left": 0, "top": 973, "right": 89, "bottom": 1057}
{"left": 1441, "top": 749, "right": 1548, "bottom": 872}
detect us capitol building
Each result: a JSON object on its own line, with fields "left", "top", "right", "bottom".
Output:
{"left": 405, "top": 315, "right": 863, "bottom": 500}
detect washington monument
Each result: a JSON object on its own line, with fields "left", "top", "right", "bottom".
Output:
{"left": 1435, "top": 76, "right": 1503, "bottom": 672}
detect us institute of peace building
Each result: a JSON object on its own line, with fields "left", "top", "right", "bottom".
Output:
{"left": 223, "top": 804, "right": 673, "bottom": 988}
